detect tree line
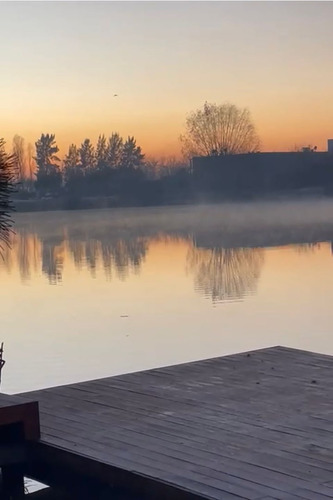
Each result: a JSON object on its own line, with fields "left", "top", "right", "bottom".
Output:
{"left": 34, "top": 133, "right": 147, "bottom": 196}
{"left": 5, "top": 132, "right": 190, "bottom": 207}
{"left": 7, "top": 101, "right": 260, "bottom": 193}
{"left": 10, "top": 100, "right": 330, "bottom": 209}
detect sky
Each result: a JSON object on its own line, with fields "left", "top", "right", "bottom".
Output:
{"left": 1, "top": 1, "right": 333, "bottom": 159}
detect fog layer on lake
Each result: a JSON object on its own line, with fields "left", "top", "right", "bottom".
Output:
{"left": 1, "top": 199, "right": 333, "bottom": 393}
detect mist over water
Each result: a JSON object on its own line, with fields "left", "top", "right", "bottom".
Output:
{"left": 1, "top": 199, "right": 333, "bottom": 394}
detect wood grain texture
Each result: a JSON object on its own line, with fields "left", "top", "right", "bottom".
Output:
{"left": 20, "top": 346, "right": 333, "bottom": 499}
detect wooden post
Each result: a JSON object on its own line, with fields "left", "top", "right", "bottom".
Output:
{"left": 1, "top": 464, "right": 25, "bottom": 499}
{"left": 0, "top": 342, "right": 5, "bottom": 387}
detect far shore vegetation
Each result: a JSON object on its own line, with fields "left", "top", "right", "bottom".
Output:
{"left": 2, "top": 102, "right": 333, "bottom": 212}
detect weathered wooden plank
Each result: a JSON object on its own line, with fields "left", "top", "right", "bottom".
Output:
{"left": 18, "top": 346, "right": 333, "bottom": 499}
{"left": 39, "top": 424, "right": 332, "bottom": 490}
{"left": 36, "top": 402, "right": 333, "bottom": 461}
{"left": 289, "top": 488, "right": 333, "bottom": 500}
{"left": 34, "top": 404, "right": 333, "bottom": 473}
{"left": 39, "top": 423, "right": 310, "bottom": 497}
{"left": 35, "top": 412, "right": 333, "bottom": 494}
{"left": 28, "top": 441, "right": 243, "bottom": 500}
{"left": 34, "top": 431, "right": 333, "bottom": 499}
{"left": 38, "top": 416, "right": 333, "bottom": 485}
{"left": 33, "top": 382, "right": 330, "bottom": 432}
{"left": 33, "top": 395, "right": 333, "bottom": 472}
{"left": 34, "top": 385, "right": 333, "bottom": 450}
{"left": 29, "top": 433, "right": 296, "bottom": 500}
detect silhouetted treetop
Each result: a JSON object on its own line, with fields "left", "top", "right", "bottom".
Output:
{"left": 180, "top": 102, "right": 260, "bottom": 158}
{"left": 63, "top": 144, "right": 80, "bottom": 185}
{"left": 106, "top": 133, "right": 123, "bottom": 168}
{"left": 34, "top": 133, "right": 60, "bottom": 170}
{"left": 79, "top": 138, "right": 96, "bottom": 171}
{"left": 121, "top": 136, "right": 145, "bottom": 168}
{"left": 35, "top": 133, "right": 61, "bottom": 195}
{"left": 64, "top": 144, "right": 80, "bottom": 171}
{"left": 96, "top": 134, "right": 108, "bottom": 169}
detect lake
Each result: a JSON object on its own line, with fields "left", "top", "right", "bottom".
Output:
{"left": 1, "top": 199, "right": 333, "bottom": 395}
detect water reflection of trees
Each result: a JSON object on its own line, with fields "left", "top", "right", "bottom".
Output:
{"left": 1, "top": 232, "right": 42, "bottom": 282}
{"left": 187, "top": 246, "right": 264, "bottom": 302}
{"left": 293, "top": 242, "right": 321, "bottom": 254}
{"left": 0, "top": 224, "right": 327, "bottom": 291}
{"left": 0, "top": 232, "right": 148, "bottom": 284}
{"left": 41, "top": 238, "right": 65, "bottom": 285}
{"left": 67, "top": 238, "right": 147, "bottom": 280}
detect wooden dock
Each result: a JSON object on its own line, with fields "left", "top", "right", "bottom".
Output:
{"left": 15, "top": 346, "right": 333, "bottom": 499}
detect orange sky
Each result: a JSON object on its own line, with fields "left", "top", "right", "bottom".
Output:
{"left": 1, "top": 2, "right": 333, "bottom": 159}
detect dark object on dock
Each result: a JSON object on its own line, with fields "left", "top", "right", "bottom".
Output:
{"left": 14, "top": 346, "right": 333, "bottom": 499}
{"left": 0, "top": 393, "right": 40, "bottom": 499}
{"left": 0, "top": 342, "right": 5, "bottom": 387}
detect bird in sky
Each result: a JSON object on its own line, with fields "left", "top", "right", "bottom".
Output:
{"left": 114, "top": 94, "right": 118, "bottom": 97}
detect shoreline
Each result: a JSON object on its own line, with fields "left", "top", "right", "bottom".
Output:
{"left": 12, "top": 188, "right": 328, "bottom": 214}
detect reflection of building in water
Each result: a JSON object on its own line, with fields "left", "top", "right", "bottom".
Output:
{"left": 187, "top": 246, "right": 264, "bottom": 302}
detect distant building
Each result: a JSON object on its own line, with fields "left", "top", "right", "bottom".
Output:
{"left": 328, "top": 139, "right": 333, "bottom": 154}
{"left": 192, "top": 151, "right": 333, "bottom": 198}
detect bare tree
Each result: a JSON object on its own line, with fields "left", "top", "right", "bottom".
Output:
{"left": 27, "top": 142, "right": 36, "bottom": 180}
{"left": 12, "top": 134, "right": 26, "bottom": 181}
{"left": 180, "top": 102, "right": 260, "bottom": 158}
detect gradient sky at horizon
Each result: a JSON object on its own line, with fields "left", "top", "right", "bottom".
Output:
{"left": 1, "top": 1, "right": 333, "bottom": 159}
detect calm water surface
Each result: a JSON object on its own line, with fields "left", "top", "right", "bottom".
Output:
{"left": 1, "top": 200, "right": 333, "bottom": 394}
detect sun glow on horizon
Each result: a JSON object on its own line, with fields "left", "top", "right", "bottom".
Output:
{"left": 1, "top": 2, "right": 333, "bottom": 158}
